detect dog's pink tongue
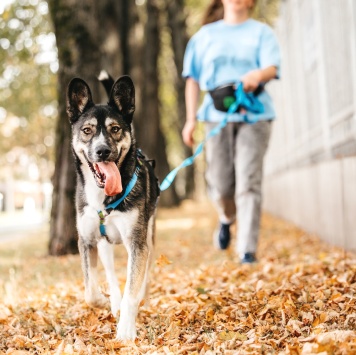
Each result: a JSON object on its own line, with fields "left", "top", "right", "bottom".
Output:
{"left": 97, "top": 162, "right": 122, "bottom": 196}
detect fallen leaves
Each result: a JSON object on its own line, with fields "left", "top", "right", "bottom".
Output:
{"left": 0, "top": 200, "right": 356, "bottom": 354}
{"left": 155, "top": 254, "right": 172, "bottom": 268}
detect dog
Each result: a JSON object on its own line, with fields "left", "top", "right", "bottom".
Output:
{"left": 66, "top": 73, "right": 160, "bottom": 340}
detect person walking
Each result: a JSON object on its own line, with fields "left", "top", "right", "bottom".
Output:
{"left": 182, "top": 0, "right": 281, "bottom": 263}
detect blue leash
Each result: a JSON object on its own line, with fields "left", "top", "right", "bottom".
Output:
{"left": 160, "top": 83, "right": 264, "bottom": 192}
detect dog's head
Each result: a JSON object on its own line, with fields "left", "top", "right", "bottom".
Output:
{"left": 66, "top": 76, "right": 135, "bottom": 197}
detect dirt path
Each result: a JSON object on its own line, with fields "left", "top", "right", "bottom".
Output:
{"left": 0, "top": 200, "right": 355, "bottom": 354}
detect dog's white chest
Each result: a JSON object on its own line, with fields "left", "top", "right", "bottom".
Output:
{"left": 77, "top": 179, "right": 111, "bottom": 238}
{"left": 104, "top": 209, "right": 139, "bottom": 243}
{"left": 77, "top": 198, "right": 139, "bottom": 245}
{"left": 77, "top": 161, "right": 140, "bottom": 244}
{"left": 84, "top": 174, "right": 106, "bottom": 208}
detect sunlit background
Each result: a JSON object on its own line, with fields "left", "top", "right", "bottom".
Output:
{"left": 0, "top": 0, "right": 279, "bottom": 220}
{"left": 0, "top": 0, "right": 57, "bottom": 225}
{"left": 1, "top": 0, "right": 355, "bottom": 252}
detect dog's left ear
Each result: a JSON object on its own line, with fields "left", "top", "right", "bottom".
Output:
{"left": 66, "top": 78, "right": 94, "bottom": 123}
{"left": 109, "top": 75, "right": 135, "bottom": 124}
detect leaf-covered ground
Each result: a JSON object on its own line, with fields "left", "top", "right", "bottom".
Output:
{"left": 0, "top": 200, "right": 355, "bottom": 354}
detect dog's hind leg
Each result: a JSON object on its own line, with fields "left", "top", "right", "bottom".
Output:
{"left": 78, "top": 237, "right": 108, "bottom": 309}
{"left": 97, "top": 239, "right": 122, "bottom": 316}
{"left": 116, "top": 236, "right": 150, "bottom": 341}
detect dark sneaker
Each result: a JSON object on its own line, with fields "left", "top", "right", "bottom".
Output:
{"left": 240, "top": 253, "right": 257, "bottom": 264}
{"left": 213, "top": 223, "right": 231, "bottom": 250}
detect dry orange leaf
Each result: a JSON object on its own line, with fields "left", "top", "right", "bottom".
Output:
{"left": 205, "top": 308, "right": 214, "bottom": 322}
{"left": 218, "top": 330, "right": 236, "bottom": 341}
{"left": 155, "top": 254, "right": 172, "bottom": 267}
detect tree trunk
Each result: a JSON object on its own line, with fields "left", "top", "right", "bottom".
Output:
{"left": 48, "top": 0, "right": 102, "bottom": 255}
{"left": 166, "top": 0, "right": 195, "bottom": 198}
{"left": 96, "top": 0, "right": 135, "bottom": 79}
{"left": 135, "top": 0, "right": 179, "bottom": 206}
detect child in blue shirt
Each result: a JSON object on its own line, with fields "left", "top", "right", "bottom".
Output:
{"left": 182, "top": 0, "right": 281, "bottom": 263}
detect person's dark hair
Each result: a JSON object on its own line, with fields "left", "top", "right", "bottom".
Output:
{"left": 202, "top": 0, "right": 257, "bottom": 25}
{"left": 202, "top": 0, "right": 224, "bottom": 25}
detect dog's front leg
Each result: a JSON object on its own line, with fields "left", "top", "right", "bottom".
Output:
{"left": 97, "top": 239, "right": 122, "bottom": 315}
{"left": 116, "top": 241, "right": 149, "bottom": 341}
{"left": 137, "top": 215, "right": 155, "bottom": 308}
{"left": 78, "top": 237, "right": 108, "bottom": 309}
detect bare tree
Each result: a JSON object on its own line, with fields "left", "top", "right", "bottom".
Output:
{"left": 166, "top": 0, "right": 194, "bottom": 198}
{"left": 134, "top": 0, "right": 179, "bottom": 206}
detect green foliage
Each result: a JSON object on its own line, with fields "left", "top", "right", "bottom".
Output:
{"left": 253, "top": 0, "right": 281, "bottom": 25}
{"left": 0, "top": 0, "right": 57, "bottom": 180}
{"left": 184, "top": 0, "right": 207, "bottom": 35}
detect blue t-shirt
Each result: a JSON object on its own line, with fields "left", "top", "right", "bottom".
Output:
{"left": 182, "top": 19, "right": 281, "bottom": 122}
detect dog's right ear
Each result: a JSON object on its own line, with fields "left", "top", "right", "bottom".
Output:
{"left": 108, "top": 76, "right": 135, "bottom": 124}
{"left": 66, "top": 78, "right": 94, "bottom": 123}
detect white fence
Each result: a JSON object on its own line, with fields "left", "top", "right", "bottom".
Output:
{"left": 263, "top": 0, "right": 356, "bottom": 250}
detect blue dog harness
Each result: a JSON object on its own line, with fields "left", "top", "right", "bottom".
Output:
{"left": 159, "top": 83, "right": 264, "bottom": 191}
{"left": 97, "top": 154, "right": 143, "bottom": 237}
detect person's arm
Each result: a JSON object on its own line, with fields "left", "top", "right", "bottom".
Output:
{"left": 241, "top": 65, "right": 277, "bottom": 92}
{"left": 182, "top": 77, "right": 200, "bottom": 147}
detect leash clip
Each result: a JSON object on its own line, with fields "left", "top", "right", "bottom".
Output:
{"left": 97, "top": 209, "right": 108, "bottom": 236}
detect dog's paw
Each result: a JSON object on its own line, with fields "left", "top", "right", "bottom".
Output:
{"left": 110, "top": 288, "right": 122, "bottom": 316}
{"left": 115, "top": 322, "right": 137, "bottom": 341}
{"left": 85, "top": 291, "right": 108, "bottom": 309}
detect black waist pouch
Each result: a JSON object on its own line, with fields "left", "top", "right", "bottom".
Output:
{"left": 209, "top": 83, "right": 264, "bottom": 113}
{"left": 209, "top": 83, "right": 236, "bottom": 112}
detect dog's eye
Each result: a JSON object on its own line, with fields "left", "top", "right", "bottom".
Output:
{"left": 82, "top": 127, "right": 92, "bottom": 135}
{"left": 111, "top": 126, "right": 121, "bottom": 134}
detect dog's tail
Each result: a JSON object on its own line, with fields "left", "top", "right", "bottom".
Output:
{"left": 98, "top": 70, "right": 115, "bottom": 97}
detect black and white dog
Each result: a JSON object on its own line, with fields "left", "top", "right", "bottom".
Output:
{"left": 66, "top": 74, "right": 160, "bottom": 340}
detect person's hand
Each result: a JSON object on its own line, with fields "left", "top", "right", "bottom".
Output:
{"left": 241, "top": 70, "right": 262, "bottom": 92}
{"left": 182, "top": 120, "right": 196, "bottom": 147}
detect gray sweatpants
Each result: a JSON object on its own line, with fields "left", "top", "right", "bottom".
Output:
{"left": 205, "top": 121, "right": 272, "bottom": 257}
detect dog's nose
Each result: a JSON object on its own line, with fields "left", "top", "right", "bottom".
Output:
{"left": 96, "top": 145, "right": 112, "bottom": 160}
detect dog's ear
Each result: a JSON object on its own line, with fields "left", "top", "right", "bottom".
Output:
{"left": 66, "top": 78, "right": 94, "bottom": 123}
{"left": 108, "top": 75, "right": 135, "bottom": 124}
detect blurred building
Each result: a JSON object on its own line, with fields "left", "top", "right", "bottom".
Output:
{"left": 264, "top": 0, "right": 356, "bottom": 250}
{"left": 0, "top": 177, "right": 52, "bottom": 213}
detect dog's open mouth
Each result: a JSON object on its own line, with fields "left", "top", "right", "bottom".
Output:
{"left": 87, "top": 160, "right": 123, "bottom": 196}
